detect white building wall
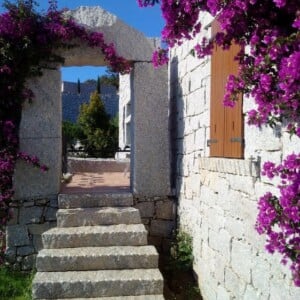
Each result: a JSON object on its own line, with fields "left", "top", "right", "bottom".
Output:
{"left": 170, "top": 13, "right": 300, "bottom": 300}
{"left": 119, "top": 73, "right": 132, "bottom": 150}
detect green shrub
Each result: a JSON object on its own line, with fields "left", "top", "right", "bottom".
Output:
{"left": 62, "top": 121, "right": 84, "bottom": 148}
{"left": 0, "top": 266, "right": 33, "bottom": 299}
{"left": 78, "top": 91, "right": 118, "bottom": 157}
{"left": 170, "top": 230, "right": 193, "bottom": 271}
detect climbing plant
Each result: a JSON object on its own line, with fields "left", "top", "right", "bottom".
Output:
{"left": 138, "top": 0, "right": 300, "bottom": 286}
{"left": 0, "top": 0, "right": 131, "bottom": 262}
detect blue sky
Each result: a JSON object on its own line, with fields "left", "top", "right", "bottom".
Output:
{"left": 0, "top": 0, "right": 164, "bottom": 82}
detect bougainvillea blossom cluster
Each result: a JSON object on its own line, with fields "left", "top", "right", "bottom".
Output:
{"left": 0, "top": 0, "right": 131, "bottom": 261}
{"left": 256, "top": 154, "right": 300, "bottom": 286}
{"left": 138, "top": 0, "right": 300, "bottom": 286}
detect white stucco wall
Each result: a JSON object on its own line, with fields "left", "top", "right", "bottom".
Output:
{"left": 170, "top": 13, "right": 300, "bottom": 300}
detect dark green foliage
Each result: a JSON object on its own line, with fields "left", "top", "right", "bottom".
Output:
{"left": 170, "top": 230, "right": 193, "bottom": 271}
{"left": 97, "top": 76, "right": 101, "bottom": 94}
{"left": 78, "top": 91, "right": 118, "bottom": 157}
{"left": 100, "top": 68, "right": 119, "bottom": 90}
{"left": 62, "top": 120, "right": 84, "bottom": 148}
{"left": 77, "top": 78, "right": 81, "bottom": 94}
{"left": 0, "top": 266, "right": 33, "bottom": 299}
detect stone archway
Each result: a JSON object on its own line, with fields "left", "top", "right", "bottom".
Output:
{"left": 8, "top": 6, "right": 172, "bottom": 269}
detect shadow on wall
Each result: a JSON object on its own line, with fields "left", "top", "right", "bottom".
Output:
{"left": 169, "top": 56, "right": 184, "bottom": 196}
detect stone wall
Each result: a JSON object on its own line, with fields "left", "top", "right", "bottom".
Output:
{"left": 170, "top": 13, "right": 300, "bottom": 300}
{"left": 133, "top": 195, "right": 176, "bottom": 253}
{"left": 6, "top": 196, "right": 57, "bottom": 271}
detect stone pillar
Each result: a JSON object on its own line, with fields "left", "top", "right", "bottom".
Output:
{"left": 131, "top": 62, "right": 170, "bottom": 196}
{"left": 8, "top": 69, "right": 61, "bottom": 270}
{"left": 14, "top": 69, "right": 62, "bottom": 199}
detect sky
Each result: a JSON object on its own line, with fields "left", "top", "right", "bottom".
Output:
{"left": 0, "top": 0, "right": 164, "bottom": 82}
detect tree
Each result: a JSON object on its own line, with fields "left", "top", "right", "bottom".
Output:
{"left": 77, "top": 78, "right": 81, "bottom": 94}
{"left": 97, "top": 76, "right": 101, "bottom": 94}
{"left": 78, "top": 91, "right": 117, "bottom": 157}
{"left": 100, "top": 68, "right": 119, "bottom": 90}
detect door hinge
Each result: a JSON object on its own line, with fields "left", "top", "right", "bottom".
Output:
{"left": 230, "top": 137, "right": 244, "bottom": 144}
{"left": 207, "top": 139, "right": 218, "bottom": 147}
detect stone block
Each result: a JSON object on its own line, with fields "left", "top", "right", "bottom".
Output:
{"left": 57, "top": 207, "right": 141, "bottom": 227}
{"left": 225, "top": 267, "right": 246, "bottom": 297}
{"left": 5, "top": 247, "right": 16, "bottom": 263}
{"left": 244, "top": 285, "right": 261, "bottom": 300}
{"left": 14, "top": 138, "right": 61, "bottom": 199}
{"left": 36, "top": 246, "right": 158, "bottom": 272}
{"left": 252, "top": 256, "right": 271, "bottom": 295}
{"left": 19, "top": 206, "right": 44, "bottom": 224}
{"left": 17, "top": 245, "right": 35, "bottom": 256}
{"left": 33, "top": 235, "right": 43, "bottom": 252}
{"left": 45, "top": 207, "right": 57, "bottom": 221}
{"left": 22, "top": 254, "right": 36, "bottom": 271}
{"left": 6, "top": 225, "right": 30, "bottom": 247}
{"left": 150, "top": 220, "right": 174, "bottom": 238}
{"left": 32, "top": 269, "right": 163, "bottom": 298}
{"left": 228, "top": 174, "right": 255, "bottom": 195}
{"left": 64, "top": 6, "right": 155, "bottom": 64}
{"left": 50, "top": 198, "right": 58, "bottom": 208}
{"left": 135, "top": 202, "right": 155, "bottom": 218}
{"left": 28, "top": 222, "right": 51, "bottom": 235}
{"left": 42, "top": 224, "right": 148, "bottom": 248}
{"left": 7, "top": 208, "right": 18, "bottom": 225}
{"left": 208, "top": 229, "right": 231, "bottom": 262}
{"left": 244, "top": 124, "right": 281, "bottom": 158}
{"left": 20, "top": 70, "right": 61, "bottom": 139}
{"left": 35, "top": 199, "right": 48, "bottom": 206}
{"left": 231, "top": 239, "right": 252, "bottom": 283}
{"left": 217, "top": 285, "right": 231, "bottom": 300}
{"left": 225, "top": 216, "right": 245, "bottom": 239}
{"left": 156, "top": 200, "right": 175, "bottom": 220}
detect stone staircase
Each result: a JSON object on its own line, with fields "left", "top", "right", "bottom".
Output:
{"left": 32, "top": 193, "right": 164, "bottom": 299}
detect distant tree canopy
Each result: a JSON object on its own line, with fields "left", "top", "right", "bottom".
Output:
{"left": 83, "top": 68, "right": 119, "bottom": 90}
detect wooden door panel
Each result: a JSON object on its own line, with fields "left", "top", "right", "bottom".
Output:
{"left": 210, "top": 19, "right": 244, "bottom": 158}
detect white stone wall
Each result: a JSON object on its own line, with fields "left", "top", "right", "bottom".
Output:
{"left": 119, "top": 73, "right": 132, "bottom": 150}
{"left": 170, "top": 14, "right": 300, "bottom": 300}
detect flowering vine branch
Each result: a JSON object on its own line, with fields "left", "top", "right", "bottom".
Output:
{"left": 138, "top": 0, "right": 300, "bottom": 286}
{"left": 0, "top": 0, "right": 131, "bottom": 262}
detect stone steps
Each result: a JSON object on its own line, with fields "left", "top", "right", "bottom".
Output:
{"left": 36, "top": 246, "right": 158, "bottom": 271}
{"left": 57, "top": 207, "right": 141, "bottom": 227}
{"left": 32, "top": 269, "right": 163, "bottom": 299}
{"left": 42, "top": 224, "right": 148, "bottom": 248}
{"left": 58, "top": 193, "right": 133, "bottom": 209}
{"left": 32, "top": 192, "right": 165, "bottom": 299}
{"left": 37, "top": 296, "right": 164, "bottom": 300}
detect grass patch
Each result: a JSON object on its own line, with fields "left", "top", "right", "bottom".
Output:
{"left": 0, "top": 266, "right": 33, "bottom": 300}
